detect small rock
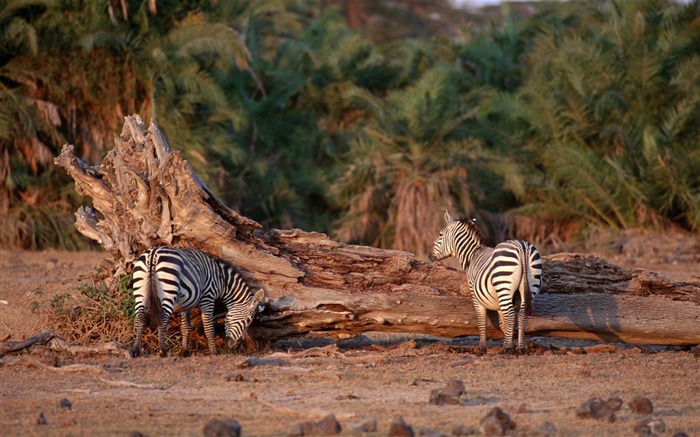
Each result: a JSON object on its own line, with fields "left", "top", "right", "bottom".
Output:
{"left": 451, "top": 424, "right": 476, "bottom": 436}
{"left": 240, "top": 391, "right": 257, "bottom": 401}
{"left": 129, "top": 433, "right": 148, "bottom": 437}
{"left": 203, "top": 418, "right": 241, "bottom": 437}
{"left": 672, "top": 432, "right": 689, "bottom": 437}
{"left": 37, "top": 412, "right": 48, "bottom": 425}
{"left": 429, "top": 388, "right": 460, "bottom": 405}
{"left": 314, "top": 414, "right": 341, "bottom": 435}
{"left": 224, "top": 374, "right": 245, "bottom": 382}
{"left": 576, "top": 397, "right": 616, "bottom": 422}
{"left": 533, "top": 421, "right": 556, "bottom": 437}
{"left": 288, "top": 414, "right": 341, "bottom": 436}
{"left": 633, "top": 417, "right": 665, "bottom": 437}
{"left": 46, "top": 260, "right": 57, "bottom": 271}
{"left": 479, "top": 416, "right": 507, "bottom": 436}
{"left": 606, "top": 396, "right": 623, "bottom": 411}
{"left": 349, "top": 418, "right": 377, "bottom": 434}
{"left": 388, "top": 415, "right": 415, "bottom": 437}
{"left": 628, "top": 397, "right": 654, "bottom": 415}
{"left": 59, "top": 398, "right": 72, "bottom": 410}
{"left": 429, "top": 379, "right": 464, "bottom": 405}
{"left": 479, "top": 407, "right": 515, "bottom": 436}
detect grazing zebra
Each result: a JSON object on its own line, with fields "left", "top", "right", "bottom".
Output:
{"left": 429, "top": 211, "right": 543, "bottom": 355}
{"left": 131, "top": 246, "right": 265, "bottom": 357}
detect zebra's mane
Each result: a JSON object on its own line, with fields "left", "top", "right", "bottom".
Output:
{"left": 457, "top": 217, "right": 483, "bottom": 242}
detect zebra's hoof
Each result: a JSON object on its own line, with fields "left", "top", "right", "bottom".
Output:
{"left": 159, "top": 350, "right": 168, "bottom": 358}
{"left": 130, "top": 347, "right": 141, "bottom": 358}
{"left": 475, "top": 346, "right": 487, "bottom": 356}
{"left": 178, "top": 349, "right": 190, "bottom": 358}
{"left": 499, "top": 346, "right": 516, "bottom": 355}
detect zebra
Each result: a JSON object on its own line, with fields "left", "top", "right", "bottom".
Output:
{"left": 130, "top": 246, "right": 265, "bottom": 357}
{"left": 429, "top": 211, "right": 543, "bottom": 355}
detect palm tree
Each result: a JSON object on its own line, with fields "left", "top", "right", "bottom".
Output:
{"left": 518, "top": 0, "right": 700, "bottom": 232}
{"left": 331, "top": 67, "right": 520, "bottom": 256}
{"left": 0, "top": 0, "right": 73, "bottom": 248}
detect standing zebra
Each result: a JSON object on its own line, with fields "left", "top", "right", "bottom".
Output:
{"left": 429, "top": 211, "right": 543, "bottom": 355}
{"left": 131, "top": 246, "right": 265, "bottom": 357}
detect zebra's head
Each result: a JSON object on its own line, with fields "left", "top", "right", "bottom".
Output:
{"left": 429, "top": 210, "right": 481, "bottom": 262}
{"left": 225, "top": 288, "right": 266, "bottom": 350}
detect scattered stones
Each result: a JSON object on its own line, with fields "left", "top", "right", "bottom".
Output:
{"left": 429, "top": 379, "right": 464, "bottom": 406}
{"left": 59, "top": 398, "right": 72, "bottom": 410}
{"left": 633, "top": 416, "right": 665, "bottom": 437}
{"left": 451, "top": 424, "right": 476, "bottom": 436}
{"left": 479, "top": 407, "right": 515, "bottom": 436}
{"left": 349, "top": 418, "right": 377, "bottom": 434}
{"left": 629, "top": 397, "right": 654, "bottom": 415}
{"left": 287, "top": 414, "right": 341, "bottom": 436}
{"left": 576, "top": 397, "right": 616, "bottom": 422}
{"left": 388, "top": 415, "right": 415, "bottom": 437}
{"left": 37, "top": 412, "right": 47, "bottom": 425}
{"left": 203, "top": 418, "right": 241, "bottom": 437}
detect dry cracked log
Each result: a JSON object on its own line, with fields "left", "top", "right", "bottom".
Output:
{"left": 54, "top": 115, "right": 700, "bottom": 346}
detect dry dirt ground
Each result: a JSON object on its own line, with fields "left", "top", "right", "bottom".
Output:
{"left": 1, "top": 236, "right": 699, "bottom": 437}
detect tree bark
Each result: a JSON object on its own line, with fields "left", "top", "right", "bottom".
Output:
{"left": 54, "top": 115, "right": 700, "bottom": 346}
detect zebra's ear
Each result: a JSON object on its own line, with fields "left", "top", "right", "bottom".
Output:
{"left": 444, "top": 209, "right": 452, "bottom": 224}
{"left": 252, "top": 288, "right": 265, "bottom": 306}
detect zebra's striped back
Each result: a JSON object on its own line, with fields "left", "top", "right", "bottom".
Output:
{"left": 131, "top": 246, "right": 265, "bottom": 357}
{"left": 430, "top": 211, "right": 543, "bottom": 354}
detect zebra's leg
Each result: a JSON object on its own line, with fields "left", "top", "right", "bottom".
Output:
{"left": 517, "top": 309, "right": 528, "bottom": 355}
{"left": 179, "top": 310, "right": 192, "bottom": 357}
{"left": 131, "top": 307, "right": 145, "bottom": 358}
{"left": 158, "top": 308, "right": 174, "bottom": 358}
{"left": 200, "top": 307, "right": 218, "bottom": 355}
{"left": 499, "top": 304, "right": 516, "bottom": 354}
{"left": 474, "top": 304, "right": 488, "bottom": 356}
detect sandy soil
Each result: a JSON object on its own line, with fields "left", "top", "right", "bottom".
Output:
{"left": 1, "top": 245, "right": 699, "bottom": 437}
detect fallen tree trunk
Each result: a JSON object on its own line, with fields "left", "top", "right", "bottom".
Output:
{"left": 54, "top": 115, "right": 700, "bottom": 346}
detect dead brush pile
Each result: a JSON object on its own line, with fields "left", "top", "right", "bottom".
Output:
{"left": 30, "top": 274, "right": 219, "bottom": 355}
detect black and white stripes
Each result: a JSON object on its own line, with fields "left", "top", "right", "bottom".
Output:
{"left": 131, "top": 246, "right": 264, "bottom": 357}
{"left": 430, "top": 211, "right": 543, "bottom": 354}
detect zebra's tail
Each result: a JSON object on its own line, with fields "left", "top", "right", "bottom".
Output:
{"left": 521, "top": 242, "right": 533, "bottom": 317}
{"left": 146, "top": 255, "right": 162, "bottom": 330}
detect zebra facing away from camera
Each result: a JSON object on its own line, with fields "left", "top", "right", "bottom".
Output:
{"left": 429, "top": 211, "right": 543, "bottom": 355}
{"left": 131, "top": 246, "right": 265, "bottom": 357}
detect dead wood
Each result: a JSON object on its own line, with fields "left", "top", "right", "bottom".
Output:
{"left": 54, "top": 115, "right": 700, "bottom": 346}
{"left": 0, "top": 330, "right": 129, "bottom": 356}
{"left": 0, "top": 330, "right": 57, "bottom": 355}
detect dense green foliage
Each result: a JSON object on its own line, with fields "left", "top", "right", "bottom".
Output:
{"left": 2, "top": 0, "right": 698, "bottom": 253}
